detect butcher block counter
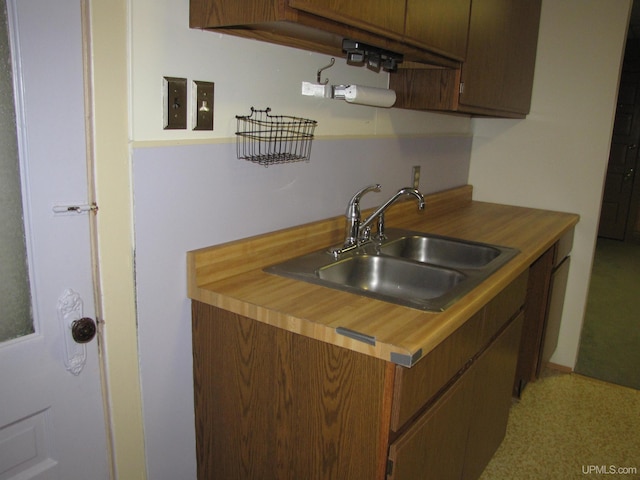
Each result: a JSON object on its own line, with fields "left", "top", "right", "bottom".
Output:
{"left": 187, "top": 185, "right": 578, "bottom": 366}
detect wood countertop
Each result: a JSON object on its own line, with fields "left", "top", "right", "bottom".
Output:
{"left": 187, "top": 185, "right": 579, "bottom": 366}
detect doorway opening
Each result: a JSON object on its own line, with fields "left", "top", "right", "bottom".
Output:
{"left": 575, "top": 8, "right": 640, "bottom": 390}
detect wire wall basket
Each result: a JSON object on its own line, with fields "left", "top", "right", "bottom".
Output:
{"left": 235, "top": 107, "right": 317, "bottom": 167}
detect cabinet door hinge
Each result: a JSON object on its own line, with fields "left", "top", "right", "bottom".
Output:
{"left": 459, "top": 82, "right": 465, "bottom": 95}
{"left": 386, "top": 459, "right": 394, "bottom": 476}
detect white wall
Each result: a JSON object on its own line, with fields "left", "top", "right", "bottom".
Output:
{"left": 130, "top": 1, "right": 473, "bottom": 479}
{"left": 469, "top": 0, "right": 631, "bottom": 368}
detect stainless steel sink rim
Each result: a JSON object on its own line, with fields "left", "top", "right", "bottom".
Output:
{"left": 264, "top": 228, "right": 519, "bottom": 311}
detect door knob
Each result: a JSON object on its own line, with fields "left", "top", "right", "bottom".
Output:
{"left": 628, "top": 144, "right": 638, "bottom": 150}
{"left": 624, "top": 168, "right": 635, "bottom": 181}
{"left": 71, "top": 317, "right": 97, "bottom": 343}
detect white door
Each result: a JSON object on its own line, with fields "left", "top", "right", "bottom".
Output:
{"left": 0, "top": 0, "right": 111, "bottom": 479}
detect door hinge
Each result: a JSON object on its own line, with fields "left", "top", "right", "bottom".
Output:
{"left": 52, "top": 202, "right": 99, "bottom": 215}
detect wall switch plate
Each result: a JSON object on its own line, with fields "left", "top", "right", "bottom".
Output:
{"left": 412, "top": 165, "right": 421, "bottom": 190}
{"left": 163, "top": 77, "right": 187, "bottom": 130}
{"left": 193, "top": 81, "right": 214, "bottom": 131}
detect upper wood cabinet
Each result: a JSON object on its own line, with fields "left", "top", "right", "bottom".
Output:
{"left": 404, "top": 0, "right": 471, "bottom": 60}
{"left": 191, "top": 0, "right": 541, "bottom": 118}
{"left": 391, "top": 0, "right": 542, "bottom": 117}
{"left": 461, "top": 0, "right": 541, "bottom": 114}
{"left": 288, "top": 0, "right": 406, "bottom": 39}
{"left": 289, "top": 0, "right": 472, "bottom": 61}
{"left": 189, "top": 0, "right": 461, "bottom": 67}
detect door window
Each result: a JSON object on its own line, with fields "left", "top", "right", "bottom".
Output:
{"left": 0, "top": 3, "right": 34, "bottom": 342}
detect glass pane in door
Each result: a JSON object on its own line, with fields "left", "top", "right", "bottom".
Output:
{"left": 0, "top": 3, "right": 33, "bottom": 342}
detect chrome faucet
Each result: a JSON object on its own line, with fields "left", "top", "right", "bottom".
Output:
{"left": 334, "top": 184, "right": 425, "bottom": 256}
{"left": 361, "top": 186, "right": 425, "bottom": 240}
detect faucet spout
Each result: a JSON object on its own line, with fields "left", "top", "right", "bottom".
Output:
{"left": 360, "top": 187, "right": 425, "bottom": 236}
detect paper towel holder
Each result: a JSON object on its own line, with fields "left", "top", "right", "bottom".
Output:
{"left": 331, "top": 84, "right": 396, "bottom": 108}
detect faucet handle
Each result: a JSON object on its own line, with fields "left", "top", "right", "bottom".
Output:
{"left": 346, "top": 184, "right": 382, "bottom": 217}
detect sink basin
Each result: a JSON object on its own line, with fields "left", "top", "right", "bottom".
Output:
{"left": 264, "top": 228, "right": 518, "bottom": 311}
{"left": 318, "top": 255, "right": 466, "bottom": 303}
{"left": 380, "top": 235, "right": 500, "bottom": 269}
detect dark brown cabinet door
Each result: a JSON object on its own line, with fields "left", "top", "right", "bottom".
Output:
{"left": 387, "top": 372, "right": 472, "bottom": 480}
{"left": 404, "top": 0, "right": 471, "bottom": 60}
{"left": 463, "top": 313, "right": 523, "bottom": 480}
{"left": 598, "top": 72, "right": 640, "bottom": 240}
{"left": 459, "top": 0, "right": 541, "bottom": 114}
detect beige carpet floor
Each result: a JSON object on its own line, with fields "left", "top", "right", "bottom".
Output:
{"left": 480, "top": 370, "right": 640, "bottom": 479}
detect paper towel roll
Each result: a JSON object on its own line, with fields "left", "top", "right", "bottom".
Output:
{"left": 343, "top": 85, "right": 396, "bottom": 108}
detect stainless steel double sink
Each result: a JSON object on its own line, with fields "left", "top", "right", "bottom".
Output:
{"left": 265, "top": 228, "right": 519, "bottom": 311}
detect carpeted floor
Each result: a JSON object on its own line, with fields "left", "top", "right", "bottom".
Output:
{"left": 480, "top": 370, "right": 640, "bottom": 479}
{"left": 575, "top": 238, "right": 640, "bottom": 390}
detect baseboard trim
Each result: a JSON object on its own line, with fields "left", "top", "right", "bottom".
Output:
{"left": 545, "top": 362, "right": 573, "bottom": 374}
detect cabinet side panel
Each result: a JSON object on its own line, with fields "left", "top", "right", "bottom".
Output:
{"left": 192, "top": 302, "right": 390, "bottom": 479}
{"left": 192, "top": 302, "right": 279, "bottom": 479}
{"left": 513, "top": 247, "right": 553, "bottom": 396}
{"left": 540, "top": 256, "right": 570, "bottom": 366}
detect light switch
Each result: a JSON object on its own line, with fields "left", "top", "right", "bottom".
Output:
{"left": 193, "top": 81, "right": 214, "bottom": 131}
{"left": 163, "top": 77, "right": 187, "bottom": 130}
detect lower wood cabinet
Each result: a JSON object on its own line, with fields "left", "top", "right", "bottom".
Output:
{"left": 513, "top": 228, "right": 574, "bottom": 397}
{"left": 191, "top": 272, "right": 527, "bottom": 480}
{"left": 387, "top": 312, "right": 523, "bottom": 480}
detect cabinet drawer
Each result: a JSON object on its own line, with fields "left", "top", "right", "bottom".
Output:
{"left": 390, "top": 309, "right": 483, "bottom": 432}
{"left": 482, "top": 270, "right": 528, "bottom": 347}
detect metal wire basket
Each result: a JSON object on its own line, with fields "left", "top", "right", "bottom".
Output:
{"left": 235, "top": 107, "right": 317, "bottom": 166}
